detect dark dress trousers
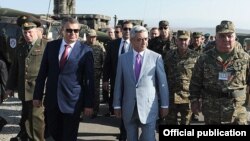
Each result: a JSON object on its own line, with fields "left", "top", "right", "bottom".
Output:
{"left": 34, "top": 39, "right": 94, "bottom": 141}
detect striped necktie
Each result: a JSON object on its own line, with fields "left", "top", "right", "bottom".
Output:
{"left": 60, "top": 44, "right": 70, "bottom": 70}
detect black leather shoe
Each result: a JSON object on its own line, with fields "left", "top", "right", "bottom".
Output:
{"left": 191, "top": 114, "right": 199, "bottom": 122}
{"left": 91, "top": 113, "right": 97, "bottom": 119}
{"left": 0, "top": 116, "right": 7, "bottom": 132}
{"left": 10, "top": 130, "right": 29, "bottom": 141}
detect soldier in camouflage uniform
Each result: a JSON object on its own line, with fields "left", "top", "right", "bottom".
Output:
{"left": 204, "top": 21, "right": 243, "bottom": 52}
{"left": 164, "top": 30, "right": 199, "bottom": 125}
{"left": 5, "top": 15, "right": 47, "bottom": 140}
{"left": 189, "top": 32, "right": 205, "bottom": 54}
{"left": 243, "top": 38, "right": 250, "bottom": 107}
{"left": 189, "top": 20, "right": 249, "bottom": 125}
{"left": 84, "top": 29, "right": 106, "bottom": 118}
{"left": 188, "top": 32, "right": 205, "bottom": 121}
{"left": 243, "top": 38, "right": 250, "bottom": 54}
{"left": 148, "top": 20, "right": 176, "bottom": 58}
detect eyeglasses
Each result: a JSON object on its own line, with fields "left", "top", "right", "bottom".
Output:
{"left": 123, "top": 28, "right": 131, "bottom": 31}
{"left": 115, "top": 31, "right": 120, "bottom": 34}
{"left": 159, "top": 27, "right": 168, "bottom": 30}
{"left": 66, "top": 29, "right": 80, "bottom": 33}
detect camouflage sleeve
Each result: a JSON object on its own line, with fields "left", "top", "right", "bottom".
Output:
{"left": 189, "top": 55, "right": 204, "bottom": 101}
{"left": 246, "top": 54, "right": 250, "bottom": 85}
{"left": 100, "top": 43, "right": 106, "bottom": 69}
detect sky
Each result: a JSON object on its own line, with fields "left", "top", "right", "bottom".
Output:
{"left": 1, "top": 0, "right": 250, "bottom": 30}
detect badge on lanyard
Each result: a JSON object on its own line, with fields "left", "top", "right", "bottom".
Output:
{"left": 218, "top": 72, "right": 230, "bottom": 80}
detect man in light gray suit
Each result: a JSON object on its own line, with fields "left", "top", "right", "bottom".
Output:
{"left": 113, "top": 25, "right": 169, "bottom": 141}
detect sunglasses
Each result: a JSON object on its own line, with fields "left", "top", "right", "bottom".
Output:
{"left": 66, "top": 29, "right": 80, "bottom": 33}
{"left": 115, "top": 31, "right": 120, "bottom": 34}
{"left": 159, "top": 27, "right": 168, "bottom": 30}
{"left": 123, "top": 28, "right": 131, "bottom": 31}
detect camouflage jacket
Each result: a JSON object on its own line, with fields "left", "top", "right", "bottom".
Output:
{"left": 189, "top": 47, "right": 250, "bottom": 101}
{"left": 188, "top": 44, "right": 205, "bottom": 54}
{"left": 85, "top": 41, "right": 106, "bottom": 69}
{"left": 164, "top": 48, "right": 199, "bottom": 104}
{"left": 148, "top": 36, "right": 176, "bottom": 58}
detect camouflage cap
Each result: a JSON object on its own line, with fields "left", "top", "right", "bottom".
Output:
{"left": 204, "top": 33, "right": 210, "bottom": 37}
{"left": 17, "top": 15, "right": 41, "bottom": 30}
{"left": 244, "top": 38, "right": 250, "bottom": 45}
{"left": 159, "top": 20, "right": 169, "bottom": 27}
{"left": 192, "top": 32, "right": 203, "bottom": 38}
{"left": 177, "top": 30, "right": 190, "bottom": 39}
{"left": 216, "top": 20, "right": 235, "bottom": 33}
{"left": 86, "top": 29, "right": 97, "bottom": 37}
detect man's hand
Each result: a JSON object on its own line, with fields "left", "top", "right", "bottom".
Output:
{"left": 103, "top": 82, "right": 109, "bottom": 91}
{"left": 33, "top": 100, "right": 42, "bottom": 107}
{"left": 191, "top": 100, "right": 201, "bottom": 115}
{"left": 83, "top": 108, "right": 93, "bottom": 117}
{"left": 160, "top": 108, "right": 169, "bottom": 118}
{"left": 114, "top": 109, "right": 122, "bottom": 118}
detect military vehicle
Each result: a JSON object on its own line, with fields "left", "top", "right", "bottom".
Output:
{"left": 0, "top": 2, "right": 111, "bottom": 65}
{"left": 117, "top": 19, "right": 144, "bottom": 26}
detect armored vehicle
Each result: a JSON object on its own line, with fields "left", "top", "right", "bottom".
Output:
{"left": 117, "top": 19, "right": 144, "bottom": 26}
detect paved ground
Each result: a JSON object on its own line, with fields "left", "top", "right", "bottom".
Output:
{"left": 1, "top": 96, "right": 249, "bottom": 141}
{"left": 0, "top": 97, "right": 157, "bottom": 141}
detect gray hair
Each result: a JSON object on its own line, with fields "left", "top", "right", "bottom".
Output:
{"left": 130, "top": 25, "right": 148, "bottom": 38}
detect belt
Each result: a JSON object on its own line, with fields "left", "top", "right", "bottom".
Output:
{"left": 203, "top": 88, "right": 245, "bottom": 98}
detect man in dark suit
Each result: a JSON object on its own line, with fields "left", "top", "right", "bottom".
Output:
{"left": 33, "top": 17, "right": 94, "bottom": 141}
{"left": 103, "top": 21, "right": 133, "bottom": 141}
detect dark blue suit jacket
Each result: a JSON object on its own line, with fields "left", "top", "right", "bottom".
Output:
{"left": 34, "top": 39, "right": 94, "bottom": 113}
{"left": 103, "top": 38, "right": 121, "bottom": 87}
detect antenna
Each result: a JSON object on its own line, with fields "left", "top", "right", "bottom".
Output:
{"left": 46, "top": 0, "right": 52, "bottom": 20}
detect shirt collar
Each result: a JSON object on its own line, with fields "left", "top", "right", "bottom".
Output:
{"left": 62, "top": 39, "right": 76, "bottom": 48}
{"left": 133, "top": 49, "right": 145, "bottom": 57}
{"left": 121, "top": 38, "right": 130, "bottom": 44}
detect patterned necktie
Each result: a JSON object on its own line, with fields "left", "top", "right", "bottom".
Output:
{"left": 60, "top": 44, "right": 70, "bottom": 70}
{"left": 121, "top": 41, "right": 126, "bottom": 54}
{"left": 135, "top": 53, "right": 142, "bottom": 81}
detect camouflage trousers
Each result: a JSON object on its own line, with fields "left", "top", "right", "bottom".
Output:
{"left": 93, "top": 69, "right": 102, "bottom": 114}
{"left": 202, "top": 95, "right": 248, "bottom": 125}
{"left": 163, "top": 103, "right": 192, "bottom": 125}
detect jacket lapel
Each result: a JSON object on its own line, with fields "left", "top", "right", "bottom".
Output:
{"left": 138, "top": 49, "right": 149, "bottom": 82}
{"left": 64, "top": 41, "right": 81, "bottom": 67}
{"left": 56, "top": 39, "right": 63, "bottom": 69}
{"left": 28, "top": 39, "right": 41, "bottom": 56}
{"left": 126, "top": 51, "right": 135, "bottom": 82}
{"left": 68, "top": 41, "right": 81, "bottom": 60}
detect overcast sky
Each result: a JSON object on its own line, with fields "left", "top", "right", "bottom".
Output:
{"left": 1, "top": 0, "right": 250, "bottom": 29}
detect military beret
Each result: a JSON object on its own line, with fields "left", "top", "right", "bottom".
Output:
{"left": 192, "top": 32, "right": 203, "bottom": 38}
{"left": 244, "top": 38, "right": 250, "bottom": 45}
{"left": 159, "top": 20, "right": 169, "bottom": 27}
{"left": 177, "top": 30, "right": 190, "bottom": 39}
{"left": 216, "top": 20, "right": 235, "bottom": 33}
{"left": 17, "top": 15, "right": 41, "bottom": 30}
{"left": 86, "top": 29, "right": 97, "bottom": 37}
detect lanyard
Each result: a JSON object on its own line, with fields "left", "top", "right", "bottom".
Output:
{"left": 217, "top": 60, "right": 232, "bottom": 71}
